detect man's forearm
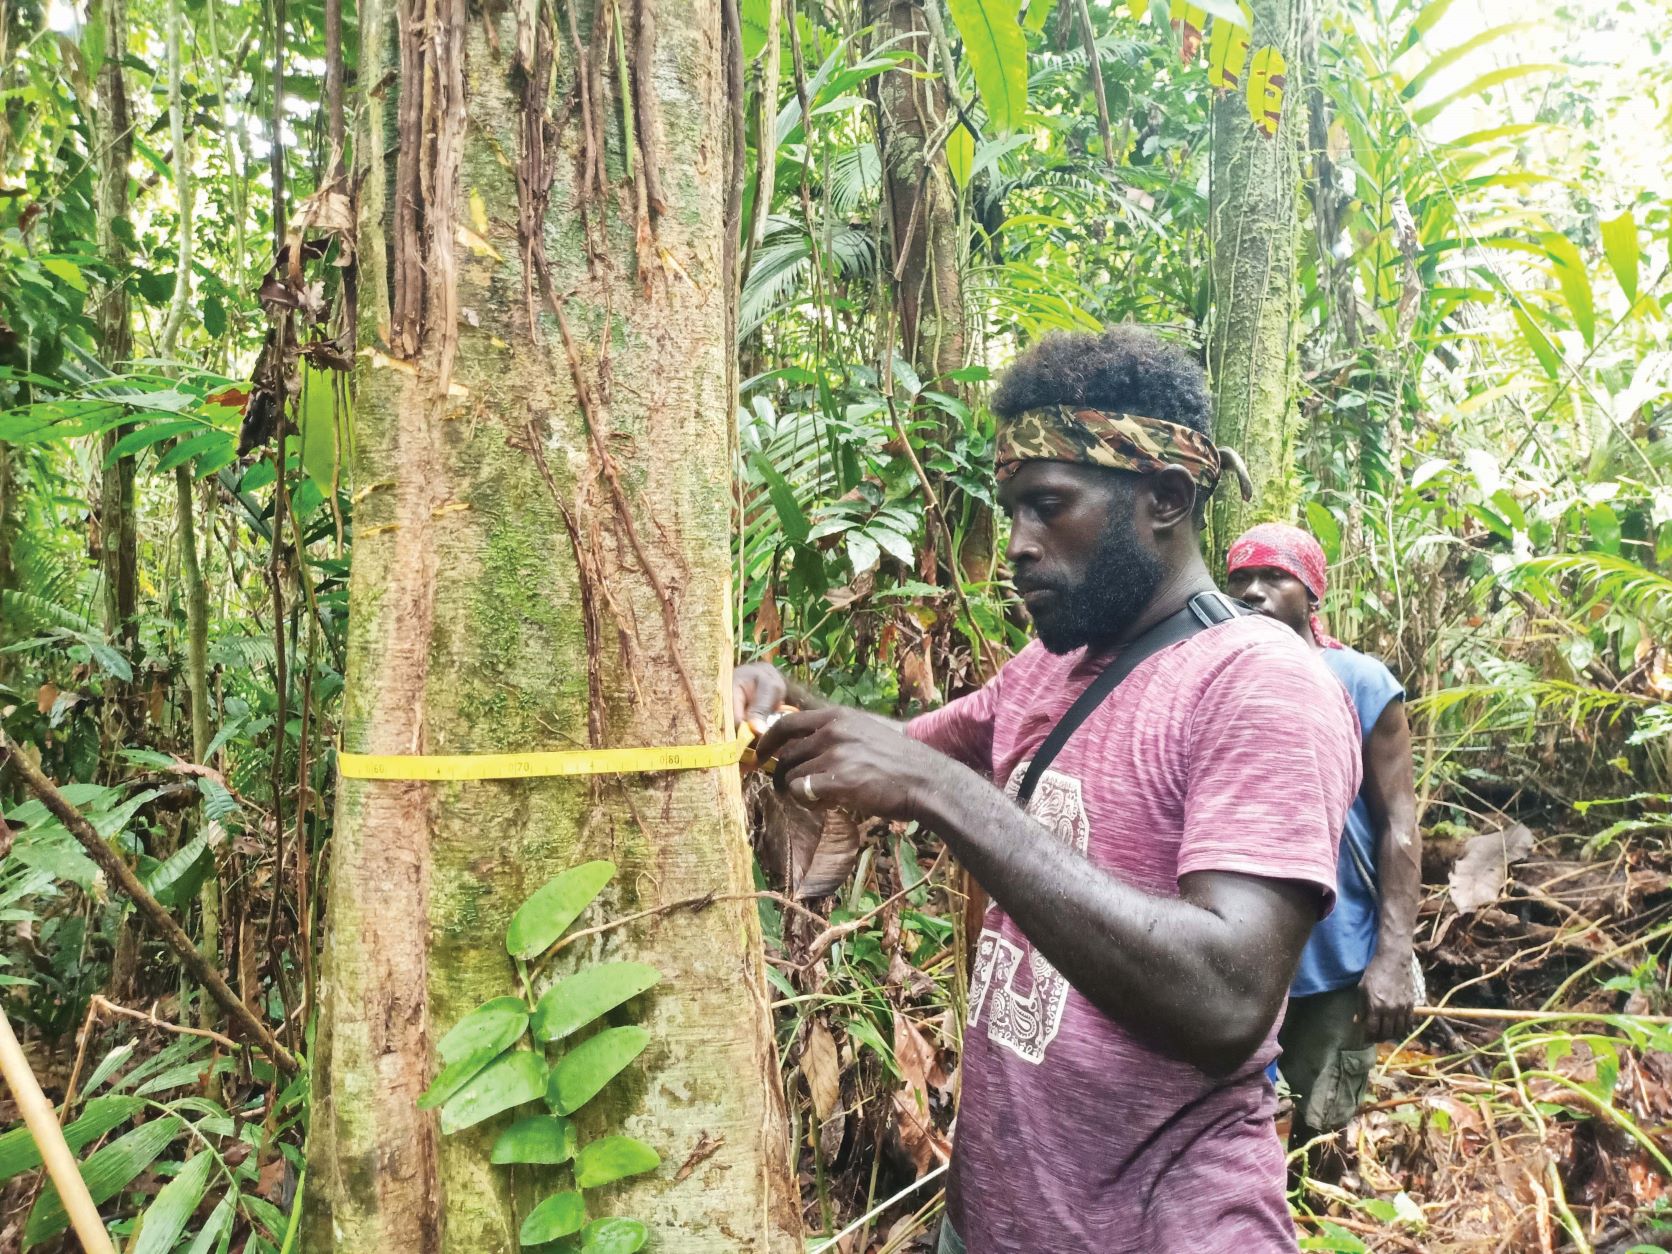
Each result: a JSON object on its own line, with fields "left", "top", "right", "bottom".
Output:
{"left": 1374, "top": 815, "right": 1420, "bottom": 958}
{"left": 911, "top": 762, "right": 1306, "bottom": 1077}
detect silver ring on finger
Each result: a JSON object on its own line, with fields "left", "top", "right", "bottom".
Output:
{"left": 795, "top": 775, "right": 819, "bottom": 804}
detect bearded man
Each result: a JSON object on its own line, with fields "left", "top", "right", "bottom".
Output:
{"left": 739, "top": 328, "right": 1360, "bottom": 1252}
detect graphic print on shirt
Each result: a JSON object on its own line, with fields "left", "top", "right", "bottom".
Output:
{"left": 966, "top": 764, "right": 1090, "bottom": 1065}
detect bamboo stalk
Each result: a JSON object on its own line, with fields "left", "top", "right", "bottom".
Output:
{"left": 1416, "top": 1005, "right": 1672, "bottom": 1026}
{"left": 0, "top": 1006, "right": 119, "bottom": 1254}
{"left": 0, "top": 732, "right": 300, "bottom": 1075}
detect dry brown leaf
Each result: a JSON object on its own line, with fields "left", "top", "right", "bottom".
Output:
{"left": 889, "top": 1014, "right": 951, "bottom": 1176}
{"left": 35, "top": 683, "right": 57, "bottom": 715}
{"left": 801, "top": 1018, "right": 841, "bottom": 1122}
{"left": 1448, "top": 823, "right": 1534, "bottom": 914}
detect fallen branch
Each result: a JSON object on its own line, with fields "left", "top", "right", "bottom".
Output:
{"left": 0, "top": 732, "right": 300, "bottom": 1076}
{"left": 1416, "top": 1004, "right": 1672, "bottom": 1026}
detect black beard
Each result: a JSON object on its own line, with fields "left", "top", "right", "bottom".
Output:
{"left": 1028, "top": 519, "right": 1166, "bottom": 654}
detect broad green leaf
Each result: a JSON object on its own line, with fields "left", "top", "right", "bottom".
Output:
{"left": 439, "top": 1050, "right": 547, "bottom": 1135}
{"left": 1023, "top": 0, "right": 1057, "bottom": 33}
{"left": 298, "top": 362, "right": 353, "bottom": 493}
{"left": 741, "top": 0, "right": 771, "bottom": 61}
{"left": 1601, "top": 211, "right": 1639, "bottom": 302}
{"left": 506, "top": 860, "right": 616, "bottom": 959}
{"left": 946, "top": 124, "right": 975, "bottom": 188}
{"left": 582, "top": 1217, "right": 649, "bottom": 1253}
{"left": 520, "top": 1191, "right": 587, "bottom": 1245}
{"left": 1399, "top": 22, "right": 1535, "bottom": 102}
{"left": 532, "top": 963, "right": 662, "bottom": 1042}
{"left": 419, "top": 1048, "right": 510, "bottom": 1111}
{"left": 40, "top": 258, "right": 88, "bottom": 292}
{"left": 574, "top": 1136, "right": 660, "bottom": 1189}
{"left": 105, "top": 418, "right": 202, "bottom": 463}
{"left": 491, "top": 1115, "right": 578, "bottom": 1164}
{"left": 155, "top": 431, "right": 232, "bottom": 476}
{"left": 131, "top": 1150, "right": 216, "bottom": 1254}
{"left": 1540, "top": 232, "right": 1594, "bottom": 345}
{"left": 438, "top": 997, "right": 530, "bottom": 1065}
{"left": 0, "top": 1095, "right": 141, "bottom": 1181}
{"left": 182, "top": 1194, "right": 236, "bottom": 1254}
{"left": 25, "top": 1115, "right": 183, "bottom": 1245}
{"left": 1411, "top": 64, "right": 1563, "bottom": 127}
{"left": 750, "top": 451, "right": 810, "bottom": 544}
{"left": 1304, "top": 502, "right": 1341, "bottom": 563}
{"left": 81, "top": 1044, "right": 139, "bottom": 1096}
{"left": 947, "top": 0, "right": 1028, "bottom": 133}
{"left": 1512, "top": 306, "right": 1562, "bottom": 379}
{"left": 549, "top": 1027, "right": 652, "bottom": 1115}
{"left": 143, "top": 833, "right": 210, "bottom": 909}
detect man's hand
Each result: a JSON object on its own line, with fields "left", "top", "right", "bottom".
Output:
{"left": 733, "top": 662, "right": 789, "bottom": 727}
{"left": 752, "top": 707, "right": 943, "bottom": 823}
{"left": 1361, "top": 949, "right": 1415, "bottom": 1041}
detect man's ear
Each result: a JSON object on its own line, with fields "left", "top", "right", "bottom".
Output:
{"left": 1144, "top": 466, "right": 1198, "bottom": 534}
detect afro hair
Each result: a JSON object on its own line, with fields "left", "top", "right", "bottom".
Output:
{"left": 989, "top": 326, "right": 1212, "bottom": 437}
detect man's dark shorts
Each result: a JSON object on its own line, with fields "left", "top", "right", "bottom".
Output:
{"left": 1278, "top": 985, "right": 1375, "bottom": 1132}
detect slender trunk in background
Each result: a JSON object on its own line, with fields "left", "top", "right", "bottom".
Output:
{"left": 870, "top": 0, "right": 965, "bottom": 386}
{"left": 301, "top": 0, "right": 799, "bottom": 1249}
{"left": 159, "top": 0, "right": 195, "bottom": 359}
{"left": 1205, "top": 0, "right": 1308, "bottom": 567}
{"left": 0, "top": 441, "right": 15, "bottom": 665}
{"left": 176, "top": 465, "right": 219, "bottom": 1036}
{"left": 90, "top": 0, "right": 137, "bottom": 647}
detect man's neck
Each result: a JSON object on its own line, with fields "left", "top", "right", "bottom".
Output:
{"left": 1111, "top": 554, "right": 1219, "bottom": 648}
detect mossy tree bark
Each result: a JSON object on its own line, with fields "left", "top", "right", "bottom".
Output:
{"left": 301, "top": 1, "right": 799, "bottom": 1251}
{"left": 1204, "top": 0, "right": 1308, "bottom": 569}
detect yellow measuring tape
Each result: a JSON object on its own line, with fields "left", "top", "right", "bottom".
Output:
{"left": 338, "top": 726, "right": 755, "bottom": 782}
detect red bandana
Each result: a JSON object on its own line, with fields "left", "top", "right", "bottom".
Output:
{"left": 1226, "top": 523, "right": 1342, "bottom": 649}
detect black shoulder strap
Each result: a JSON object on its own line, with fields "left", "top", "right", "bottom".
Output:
{"left": 1014, "top": 591, "right": 1251, "bottom": 808}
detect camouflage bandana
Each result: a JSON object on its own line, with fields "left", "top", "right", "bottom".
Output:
{"left": 995, "top": 405, "right": 1227, "bottom": 491}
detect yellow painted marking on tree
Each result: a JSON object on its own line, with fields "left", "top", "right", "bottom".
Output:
{"left": 339, "top": 726, "right": 755, "bottom": 781}
{"left": 1246, "top": 46, "right": 1286, "bottom": 136}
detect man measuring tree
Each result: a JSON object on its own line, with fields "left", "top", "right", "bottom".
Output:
{"left": 738, "top": 327, "right": 1361, "bottom": 1251}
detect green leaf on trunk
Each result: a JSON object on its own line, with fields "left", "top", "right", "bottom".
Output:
{"left": 549, "top": 1027, "right": 652, "bottom": 1115}
{"left": 24, "top": 1115, "right": 183, "bottom": 1245}
{"left": 741, "top": 0, "right": 772, "bottom": 61}
{"left": 1601, "top": 211, "right": 1639, "bottom": 302}
{"left": 506, "top": 860, "right": 616, "bottom": 959}
{"left": 439, "top": 997, "right": 530, "bottom": 1064}
{"left": 1304, "top": 502, "right": 1341, "bottom": 563}
{"left": 946, "top": 124, "right": 975, "bottom": 187}
{"left": 532, "top": 963, "right": 661, "bottom": 1042}
{"left": 439, "top": 1050, "right": 547, "bottom": 1134}
{"left": 947, "top": 0, "right": 1028, "bottom": 133}
{"left": 131, "top": 1150, "right": 215, "bottom": 1254}
{"left": 491, "top": 1115, "right": 578, "bottom": 1165}
{"left": 421, "top": 998, "right": 531, "bottom": 1110}
{"left": 582, "top": 1217, "right": 649, "bottom": 1253}
{"left": 574, "top": 1136, "right": 661, "bottom": 1189}
{"left": 519, "top": 1191, "right": 587, "bottom": 1245}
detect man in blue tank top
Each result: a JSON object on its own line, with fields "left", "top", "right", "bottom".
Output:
{"left": 1225, "top": 524, "right": 1422, "bottom": 1151}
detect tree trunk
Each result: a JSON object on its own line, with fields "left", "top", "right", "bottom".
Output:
{"left": 870, "top": 0, "right": 965, "bottom": 386}
{"left": 1204, "top": 0, "right": 1308, "bottom": 568}
{"left": 301, "top": 1, "right": 799, "bottom": 1250}
{"left": 0, "top": 440, "right": 16, "bottom": 670}
{"left": 90, "top": 0, "right": 138, "bottom": 648}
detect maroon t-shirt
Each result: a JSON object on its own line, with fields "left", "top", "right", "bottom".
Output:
{"left": 908, "top": 615, "right": 1360, "bottom": 1252}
